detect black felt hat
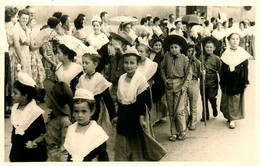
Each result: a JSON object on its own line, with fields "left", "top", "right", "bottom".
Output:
{"left": 162, "top": 35, "right": 187, "bottom": 52}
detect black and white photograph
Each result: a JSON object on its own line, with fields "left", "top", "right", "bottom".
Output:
{"left": 1, "top": 0, "right": 259, "bottom": 165}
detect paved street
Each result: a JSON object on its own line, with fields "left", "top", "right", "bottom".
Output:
{"left": 4, "top": 60, "right": 257, "bottom": 164}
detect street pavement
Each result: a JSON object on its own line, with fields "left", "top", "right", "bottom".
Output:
{"left": 4, "top": 60, "right": 258, "bottom": 164}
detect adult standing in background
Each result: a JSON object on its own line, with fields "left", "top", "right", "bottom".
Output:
{"left": 73, "top": 16, "right": 88, "bottom": 43}
{"left": 86, "top": 16, "right": 109, "bottom": 50}
{"left": 13, "top": 9, "right": 32, "bottom": 76}
{"left": 100, "top": 11, "right": 112, "bottom": 37}
{"left": 167, "top": 14, "right": 176, "bottom": 34}
{"left": 60, "top": 15, "right": 71, "bottom": 35}
{"left": 220, "top": 32, "right": 250, "bottom": 129}
{"left": 152, "top": 17, "right": 163, "bottom": 39}
{"left": 5, "top": 6, "right": 18, "bottom": 117}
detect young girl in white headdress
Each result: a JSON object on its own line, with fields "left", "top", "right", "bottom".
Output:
{"left": 64, "top": 88, "right": 109, "bottom": 161}
{"left": 76, "top": 49, "right": 116, "bottom": 133}
{"left": 220, "top": 32, "right": 250, "bottom": 129}
{"left": 114, "top": 46, "right": 166, "bottom": 161}
{"left": 9, "top": 72, "right": 47, "bottom": 162}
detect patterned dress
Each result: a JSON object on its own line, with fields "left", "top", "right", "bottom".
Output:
{"left": 30, "top": 30, "right": 46, "bottom": 89}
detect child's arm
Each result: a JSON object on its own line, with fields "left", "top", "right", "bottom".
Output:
{"left": 60, "top": 117, "right": 71, "bottom": 162}
{"left": 100, "top": 88, "right": 117, "bottom": 121}
{"left": 97, "top": 142, "right": 109, "bottom": 161}
{"left": 160, "top": 55, "right": 166, "bottom": 82}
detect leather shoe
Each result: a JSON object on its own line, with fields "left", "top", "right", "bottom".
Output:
{"left": 229, "top": 121, "right": 235, "bottom": 129}
{"left": 189, "top": 125, "right": 196, "bottom": 131}
{"left": 168, "top": 134, "right": 177, "bottom": 141}
{"left": 178, "top": 132, "right": 186, "bottom": 140}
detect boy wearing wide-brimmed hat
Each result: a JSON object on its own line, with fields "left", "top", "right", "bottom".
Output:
{"left": 199, "top": 36, "right": 221, "bottom": 121}
{"left": 43, "top": 79, "right": 73, "bottom": 161}
{"left": 161, "top": 35, "right": 190, "bottom": 141}
{"left": 98, "top": 31, "right": 134, "bottom": 102}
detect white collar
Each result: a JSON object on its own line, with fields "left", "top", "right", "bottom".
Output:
{"left": 137, "top": 58, "right": 158, "bottom": 80}
{"left": 117, "top": 71, "right": 149, "bottom": 105}
{"left": 11, "top": 99, "right": 44, "bottom": 135}
{"left": 221, "top": 47, "right": 250, "bottom": 71}
{"left": 64, "top": 121, "right": 108, "bottom": 162}
{"left": 77, "top": 72, "right": 111, "bottom": 96}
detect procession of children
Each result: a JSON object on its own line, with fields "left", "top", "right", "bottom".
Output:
{"left": 4, "top": 5, "right": 253, "bottom": 162}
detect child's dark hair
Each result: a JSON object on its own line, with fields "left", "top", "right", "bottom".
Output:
{"left": 204, "top": 40, "right": 215, "bottom": 47}
{"left": 124, "top": 53, "right": 141, "bottom": 63}
{"left": 82, "top": 53, "right": 101, "bottom": 66}
{"left": 73, "top": 99, "right": 96, "bottom": 113}
{"left": 58, "top": 44, "right": 77, "bottom": 61}
{"left": 13, "top": 80, "right": 36, "bottom": 102}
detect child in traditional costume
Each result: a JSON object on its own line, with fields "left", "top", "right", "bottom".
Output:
{"left": 114, "top": 45, "right": 166, "bottom": 161}
{"left": 64, "top": 88, "right": 109, "bottom": 161}
{"left": 9, "top": 72, "right": 47, "bottom": 162}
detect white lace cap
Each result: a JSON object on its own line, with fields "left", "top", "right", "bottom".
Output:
{"left": 91, "top": 15, "right": 102, "bottom": 23}
{"left": 17, "top": 72, "right": 36, "bottom": 87}
{"left": 73, "top": 88, "right": 95, "bottom": 100}
{"left": 125, "top": 45, "right": 140, "bottom": 56}
{"left": 175, "top": 18, "right": 182, "bottom": 23}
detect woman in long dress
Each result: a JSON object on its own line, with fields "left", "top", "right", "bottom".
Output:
{"left": 28, "top": 18, "right": 46, "bottom": 93}
{"left": 13, "top": 9, "right": 31, "bottom": 76}
{"left": 5, "top": 6, "right": 18, "bottom": 110}
{"left": 220, "top": 32, "right": 250, "bottom": 129}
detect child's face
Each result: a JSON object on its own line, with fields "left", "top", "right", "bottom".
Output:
{"left": 82, "top": 56, "right": 97, "bottom": 75}
{"left": 137, "top": 45, "right": 148, "bottom": 61}
{"left": 12, "top": 88, "right": 23, "bottom": 104}
{"left": 73, "top": 102, "right": 93, "bottom": 125}
{"left": 186, "top": 47, "right": 195, "bottom": 58}
{"left": 204, "top": 43, "right": 216, "bottom": 54}
{"left": 229, "top": 34, "right": 240, "bottom": 48}
{"left": 124, "top": 55, "right": 138, "bottom": 75}
{"left": 170, "top": 44, "right": 181, "bottom": 55}
{"left": 44, "top": 95, "right": 54, "bottom": 109}
{"left": 152, "top": 41, "right": 162, "bottom": 53}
